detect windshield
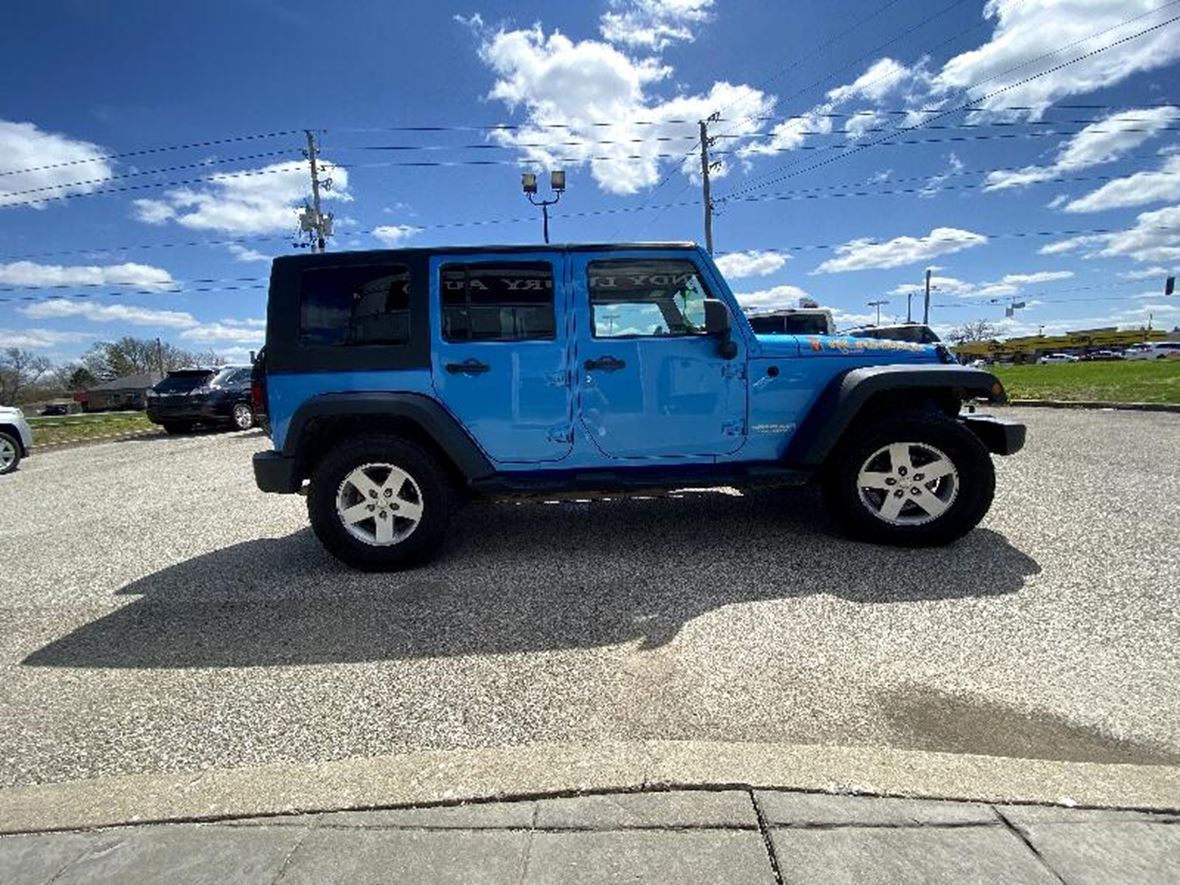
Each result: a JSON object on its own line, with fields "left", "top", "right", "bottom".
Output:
{"left": 154, "top": 370, "right": 213, "bottom": 393}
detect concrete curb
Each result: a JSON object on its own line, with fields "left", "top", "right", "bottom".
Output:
{"left": 1007, "top": 399, "right": 1180, "bottom": 413}
{"left": 1, "top": 741, "right": 1177, "bottom": 834}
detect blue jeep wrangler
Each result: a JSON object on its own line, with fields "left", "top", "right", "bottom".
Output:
{"left": 251, "top": 243, "right": 1024, "bottom": 570}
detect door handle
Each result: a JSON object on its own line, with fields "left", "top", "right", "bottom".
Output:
{"left": 584, "top": 355, "right": 626, "bottom": 372}
{"left": 445, "top": 358, "right": 491, "bottom": 375}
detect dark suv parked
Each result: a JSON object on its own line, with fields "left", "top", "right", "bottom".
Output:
{"left": 146, "top": 366, "right": 255, "bottom": 434}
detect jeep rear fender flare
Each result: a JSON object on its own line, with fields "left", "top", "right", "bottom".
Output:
{"left": 283, "top": 392, "right": 495, "bottom": 481}
{"left": 787, "top": 365, "right": 1004, "bottom": 467}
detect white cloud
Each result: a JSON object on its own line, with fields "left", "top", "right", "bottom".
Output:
{"left": 0, "top": 260, "right": 174, "bottom": 291}
{"left": 0, "top": 327, "right": 94, "bottom": 349}
{"left": 814, "top": 227, "right": 988, "bottom": 273}
{"left": 0, "top": 120, "right": 113, "bottom": 209}
{"left": 219, "top": 317, "right": 265, "bottom": 328}
{"left": 226, "top": 244, "right": 271, "bottom": 263}
{"left": 918, "top": 152, "right": 965, "bottom": 198}
{"left": 1037, "top": 204, "right": 1180, "bottom": 263}
{"left": 1097, "top": 204, "right": 1180, "bottom": 263}
{"left": 984, "top": 107, "right": 1180, "bottom": 191}
{"left": 179, "top": 322, "right": 265, "bottom": 344}
{"left": 830, "top": 308, "right": 879, "bottom": 329}
{"left": 464, "top": 18, "right": 773, "bottom": 195}
{"left": 598, "top": 0, "right": 713, "bottom": 50}
{"left": 372, "top": 224, "right": 422, "bottom": 247}
{"left": 826, "top": 58, "right": 913, "bottom": 105}
{"left": 19, "top": 299, "right": 197, "bottom": 328}
{"left": 1119, "top": 265, "right": 1174, "bottom": 279}
{"left": 1062, "top": 154, "right": 1180, "bottom": 213}
{"left": 889, "top": 274, "right": 973, "bottom": 297}
{"left": 1038, "top": 233, "right": 1108, "bottom": 255}
{"left": 732, "top": 284, "right": 810, "bottom": 310}
{"left": 130, "top": 159, "right": 350, "bottom": 234}
{"left": 713, "top": 250, "right": 788, "bottom": 279}
{"left": 933, "top": 0, "right": 1180, "bottom": 119}
{"left": 1000, "top": 270, "right": 1074, "bottom": 285}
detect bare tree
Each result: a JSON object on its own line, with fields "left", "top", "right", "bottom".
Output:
{"left": 81, "top": 337, "right": 202, "bottom": 380}
{"left": 0, "top": 348, "right": 53, "bottom": 405}
{"left": 946, "top": 319, "right": 999, "bottom": 345}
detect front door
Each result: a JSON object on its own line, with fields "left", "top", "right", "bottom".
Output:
{"left": 430, "top": 253, "right": 572, "bottom": 463}
{"left": 571, "top": 252, "right": 747, "bottom": 458}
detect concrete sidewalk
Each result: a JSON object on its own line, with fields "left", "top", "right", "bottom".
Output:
{"left": 2, "top": 789, "right": 1177, "bottom": 884}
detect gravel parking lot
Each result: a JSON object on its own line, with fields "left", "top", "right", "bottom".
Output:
{"left": 0, "top": 408, "right": 1177, "bottom": 790}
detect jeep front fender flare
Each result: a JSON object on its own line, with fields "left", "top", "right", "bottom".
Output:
{"left": 283, "top": 392, "right": 495, "bottom": 481}
{"left": 786, "top": 365, "right": 1005, "bottom": 467}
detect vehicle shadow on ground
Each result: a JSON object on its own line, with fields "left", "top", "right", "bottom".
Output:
{"left": 24, "top": 487, "right": 1040, "bottom": 669}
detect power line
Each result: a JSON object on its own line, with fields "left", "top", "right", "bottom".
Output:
{"left": 0, "top": 129, "right": 304, "bottom": 179}
{"left": 0, "top": 150, "right": 299, "bottom": 201}
{"left": 0, "top": 283, "right": 267, "bottom": 305}
{"left": 722, "top": 5, "right": 1180, "bottom": 199}
{"left": 0, "top": 275, "right": 266, "bottom": 294}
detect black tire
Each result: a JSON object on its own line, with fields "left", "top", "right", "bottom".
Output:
{"left": 0, "top": 431, "right": 21, "bottom": 475}
{"left": 307, "top": 434, "right": 452, "bottom": 571}
{"left": 162, "top": 422, "right": 191, "bottom": 435}
{"left": 822, "top": 412, "right": 995, "bottom": 547}
{"left": 230, "top": 402, "right": 255, "bottom": 431}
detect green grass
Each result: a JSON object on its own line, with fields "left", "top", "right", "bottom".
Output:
{"left": 25, "top": 410, "right": 156, "bottom": 446}
{"left": 991, "top": 359, "right": 1180, "bottom": 404}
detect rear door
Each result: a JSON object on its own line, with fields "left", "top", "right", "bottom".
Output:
{"left": 429, "top": 253, "right": 573, "bottom": 463}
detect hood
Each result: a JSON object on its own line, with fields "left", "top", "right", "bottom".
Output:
{"left": 753, "top": 333, "right": 942, "bottom": 363}
{"left": 0, "top": 405, "right": 21, "bottom": 417}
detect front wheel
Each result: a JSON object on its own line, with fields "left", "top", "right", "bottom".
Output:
{"left": 307, "top": 434, "right": 452, "bottom": 571}
{"left": 823, "top": 413, "right": 995, "bottom": 547}
{"left": 0, "top": 431, "right": 21, "bottom": 475}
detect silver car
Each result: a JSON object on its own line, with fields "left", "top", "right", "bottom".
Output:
{"left": 0, "top": 405, "right": 33, "bottom": 475}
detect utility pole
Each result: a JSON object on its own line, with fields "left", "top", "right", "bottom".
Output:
{"left": 868, "top": 299, "right": 889, "bottom": 326}
{"left": 155, "top": 337, "right": 165, "bottom": 375}
{"left": 699, "top": 112, "right": 720, "bottom": 254}
{"left": 923, "top": 268, "right": 932, "bottom": 325}
{"left": 299, "top": 130, "right": 334, "bottom": 253}
{"left": 906, "top": 291, "right": 915, "bottom": 323}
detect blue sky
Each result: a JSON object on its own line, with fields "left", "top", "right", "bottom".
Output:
{"left": 2, "top": 0, "right": 1179, "bottom": 362}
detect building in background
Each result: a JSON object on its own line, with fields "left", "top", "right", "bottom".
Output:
{"left": 74, "top": 372, "right": 163, "bottom": 412}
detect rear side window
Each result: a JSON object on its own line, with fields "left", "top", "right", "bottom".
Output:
{"left": 300, "top": 264, "right": 411, "bottom": 346}
{"left": 440, "top": 262, "right": 555, "bottom": 342}
{"left": 155, "top": 371, "right": 214, "bottom": 393}
{"left": 588, "top": 259, "right": 709, "bottom": 338}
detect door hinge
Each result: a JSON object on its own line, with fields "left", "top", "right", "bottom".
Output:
{"left": 722, "top": 418, "right": 746, "bottom": 436}
{"left": 722, "top": 362, "right": 746, "bottom": 380}
{"left": 547, "top": 425, "right": 573, "bottom": 443}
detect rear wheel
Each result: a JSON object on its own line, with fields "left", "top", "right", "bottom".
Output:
{"left": 823, "top": 412, "right": 995, "bottom": 547}
{"left": 231, "top": 402, "right": 254, "bottom": 431}
{"left": 307, "top": 434, "right": 451, "bottom": 571}
{"left": 0, "top": 431, "right": 21, "bottom": 475}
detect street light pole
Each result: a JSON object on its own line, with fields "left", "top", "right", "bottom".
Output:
{"left": 522, "top": 171, "right": 566, "bottom": 244}
{"left": 868, "top": 299, "right": 889, "bottom": 326}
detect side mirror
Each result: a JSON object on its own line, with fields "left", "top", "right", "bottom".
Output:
{"left": 703, "top": 298, "right": 739, "bottom": 360}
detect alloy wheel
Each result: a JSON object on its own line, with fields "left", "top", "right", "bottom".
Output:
{"left": 335, "top": 462, "right": 424, "bottom": 546}
{"left": 232, "top": 403, "right": 253, "bottom": 430}
{"left": 856, "top": 441, "right": 959, "bottom": 526}
{"left": 0, "top": 436, "right": 16, "bottom": 472}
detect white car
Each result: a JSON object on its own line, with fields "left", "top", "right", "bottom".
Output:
{"left": 0, "top": 405, "right": 33, "bottom": 475}
{"left": 1124, "top": 342, "right": 1180, "bottom": 360}
{"left": 1037, "top": 353, "right": 1078, "bottom": 364}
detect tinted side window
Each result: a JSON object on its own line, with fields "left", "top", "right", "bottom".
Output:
{"left": 588, "top": 259, "right": 709, "bottom": 338}
{"left": 441, "top": 262, "right": 555, "bottom": 342}
{"left": 300, "top": 264, "right": 411, "bottom": 346}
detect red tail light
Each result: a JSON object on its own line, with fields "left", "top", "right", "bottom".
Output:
{"left": 251, "top": 379, "right": 264, "bottom": 413}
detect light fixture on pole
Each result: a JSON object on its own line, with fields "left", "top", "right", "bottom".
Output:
{"left": 868, "top": 299, "right": 890, "bottom": 326}
{"left": 522, "top": 170, "right": 565, "bottom": 244}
